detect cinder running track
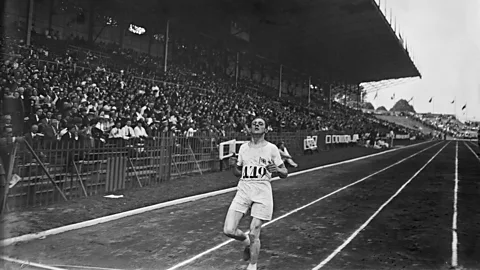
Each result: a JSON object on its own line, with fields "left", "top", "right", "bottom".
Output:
{"left": 3, "top": 141, "right": 480, "bottom": 270}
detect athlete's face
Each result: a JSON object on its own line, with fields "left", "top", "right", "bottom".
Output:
{"left": 251, "top": 119, "right": 266, "bottom": 134}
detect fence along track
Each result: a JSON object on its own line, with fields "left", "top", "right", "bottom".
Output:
{"left": 2, "top": 130, "right": 381, "bottom": 211}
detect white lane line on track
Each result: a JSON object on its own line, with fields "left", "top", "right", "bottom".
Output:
{"left": 464, "top": 142, "right": 480, "bottom": 163}
{"left": 467, "top": 140, "right": 479, "bottom": 148}
{"left": 53, "top": 264, "right": 127, "bottom": 270}
{"left": 452, "top": 142, "right": 459, "bottom": 268}
{"left": 0, "top": 255, "right": 67, "bottom": 270}
{"left": 311, "top": 141, "right": 450, "bottom": 270}
{"left": 165, "top": 141, "right": 443, "bottom": 270}
{"left": 0, "top": 140, "right": 434, "bottom": 248}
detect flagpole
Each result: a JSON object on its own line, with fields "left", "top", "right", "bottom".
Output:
{"left": 466, "top": 104, "right": 468, "bottom": 122}
{"left": 454, "top": 97, "right": 456, "bottom": 119}
{"left": 308, "top": 76, "right": 311, "bottom": 104}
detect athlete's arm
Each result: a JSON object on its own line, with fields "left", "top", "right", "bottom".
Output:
{"left": 276, "top": 163, "right": 288, "bottom": 178}
{"left": 232, "top": 165, "right": 242, "bottom": 177}
{"left": 229, "top": 156, "right": 242, "bottom": 177}
{"left": 231, "top": 145, "right": 245, "bottom": 177}
{"left": 266, "top": 162, "right": 288, "bottom": 178}
{"left": 268, "top": 145, "right": 288, "bottom": 178}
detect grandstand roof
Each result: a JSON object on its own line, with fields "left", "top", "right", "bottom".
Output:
{"left": 106, "top": 0, "right": 421, "bottom": 84}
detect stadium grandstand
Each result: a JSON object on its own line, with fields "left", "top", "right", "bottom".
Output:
{"left": 0, "top": 0, "right": 428, "bottom": 210}
{"left": 4, "top": 1, "right": 480, "bottom": 270}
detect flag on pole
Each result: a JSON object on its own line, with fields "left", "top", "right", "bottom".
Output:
{"left": 429, "top": 97, "right": 433, "bottom": 103}
{"left": 394, "top": 16, "right": 397, "bottom": 33}
{"left": 462, "top": 104, "right": 467, "bottom": 110}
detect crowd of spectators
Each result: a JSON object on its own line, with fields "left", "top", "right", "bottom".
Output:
{"left": 410, "top": 113, "right": 479, "bottom": 138}
{"left": 1, "top": 25, "right": 424, "bottom": 155}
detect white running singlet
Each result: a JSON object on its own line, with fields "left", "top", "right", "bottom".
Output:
{"left": 228, "top": 141, "right": 284, "bottom": 221}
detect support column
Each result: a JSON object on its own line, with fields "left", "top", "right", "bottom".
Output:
{"left": 48, "top": 0, "right": 54, "bottom": 30}
{"left": 164, "top": 20, "right": 170, "bottom": 73}
{"left": 118, "top": 13, "right": 126, "bottom": 49}
{"left": 278, "top": 64, "right": 283, "bottom": 98}
{"left": 328, "top": 83, "right": 332, "bottom": 112}
{"left": 235, "top": 52, "right": 239, "bottom": 87}
{"left": 26, "top": 0, "right": 34, "bottom": 46}
{"left": 308, "top": 76, "right": 312, "bottom": 104}
{"left": 87, "top": 0, "right": 95, "bottom": 45}
{"left": 357, "top": 85, "right": 361, "bottom": 110}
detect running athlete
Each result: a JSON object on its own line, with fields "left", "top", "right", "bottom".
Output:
{"left": 223, "top": 117, "right": 288, "bottom": 270}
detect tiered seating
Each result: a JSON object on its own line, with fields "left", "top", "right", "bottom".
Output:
{"left": 0, "top": 28, "right": 428, "bottom": 209}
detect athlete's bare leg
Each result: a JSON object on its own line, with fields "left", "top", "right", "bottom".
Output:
{"left": 224, "top": 208, "right": 250, "bottom": 243}
{"left": 246, "top": 217, "right": 264, "bottom": 270}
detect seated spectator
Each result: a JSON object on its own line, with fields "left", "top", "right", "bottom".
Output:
{"left": 375, "top": 139, "right": 389, "bottom": 149}
{"left": 277, "top": 142, "right": 298, "bottom": 168}
{"left": 38, "top": 116, "right": 56, "bottom": 147}
{"left": 109, "top": 121, "right": 123, "bottom": 140}
{"left": 0, "top": 115, "right": 12, "bottom": 132}
{"left": 147, "top": 121, "right": 161, "bottom": 137}
{"left": 24, "top": 124, "right": 44, "bottom": 147}
{"left": 185, "top": 124, "right": 197, "bottom": 138}
{"left": 134, "top": 120, "right": 150, "bottom": 141}
{"left": 61, "top": 125, "right": 79, "bottom": 144}
{"left": 92, "top": 115, "right": 110, "bottom": 142}
{"left": 121, "top": 120, "right": 136, "bottom": 141}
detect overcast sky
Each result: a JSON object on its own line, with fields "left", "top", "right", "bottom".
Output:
{"left": 365, "top": 0, "right": 480, "bottom": 122}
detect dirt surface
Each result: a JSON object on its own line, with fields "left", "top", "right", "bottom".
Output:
{"left": 1, "top": 143, "right": 394, "bottom": 240}
{"left": 5, "top": 140, "right": 472, "bottom": 270}
{"left": 326, "top": 141, "right": 480, "bottom": 270}
{"left": 456, "top": 141, "right": 480, "bottom": 269}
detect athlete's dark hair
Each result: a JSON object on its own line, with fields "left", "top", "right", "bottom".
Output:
{"left": 250, "top": 116, "right": 270, "bottom": 134}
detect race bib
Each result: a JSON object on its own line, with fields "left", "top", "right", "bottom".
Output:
{"left": 241, "top": 165, "right": 269, "bottom": 181}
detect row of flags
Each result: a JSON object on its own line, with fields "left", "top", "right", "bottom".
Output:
{"left": 374, "top": 91, "right": 467, "bottom": 111}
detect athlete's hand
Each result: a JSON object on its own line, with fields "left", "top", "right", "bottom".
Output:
{"left": 229, "top": 156, "right": 238, "bottom": 167}
{"left": 266, "top": 163, "right": 279, "bottom": 173}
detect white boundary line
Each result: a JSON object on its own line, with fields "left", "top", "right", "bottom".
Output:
{"left": 0, "top": 255, "right": 67, "bottom": 270}
{"left": 53, "top": 264, "right": 127, "bottom": 270}
{"left": 0, "top": 140, "right": 433, "bottom": 247}
{"left": 464, "top": 142, "right": 480, "bottom": 162}
{"left": 164, "top": 141, "right": 442, "bottom": 270}
{"left": 311, "top": 141, "right": 450, "bottom": 270}
{"left": 466, "top": 140, "right": 479, "bottom": 148}
{"left": 452, "top": 142, "right": 459, "bottom": 268}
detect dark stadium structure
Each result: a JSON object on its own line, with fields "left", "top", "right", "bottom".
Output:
{"left": 5, "top": 3, "right": 480, "bottom": 270}
{"left": 1, "top": 0, "right": 428, "bottom": 213}
{"left": 6, "top": 0, "right": 420, "bottom": 85}
{"left": 105, "top": 0, "right": 421, "bottom": 84}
